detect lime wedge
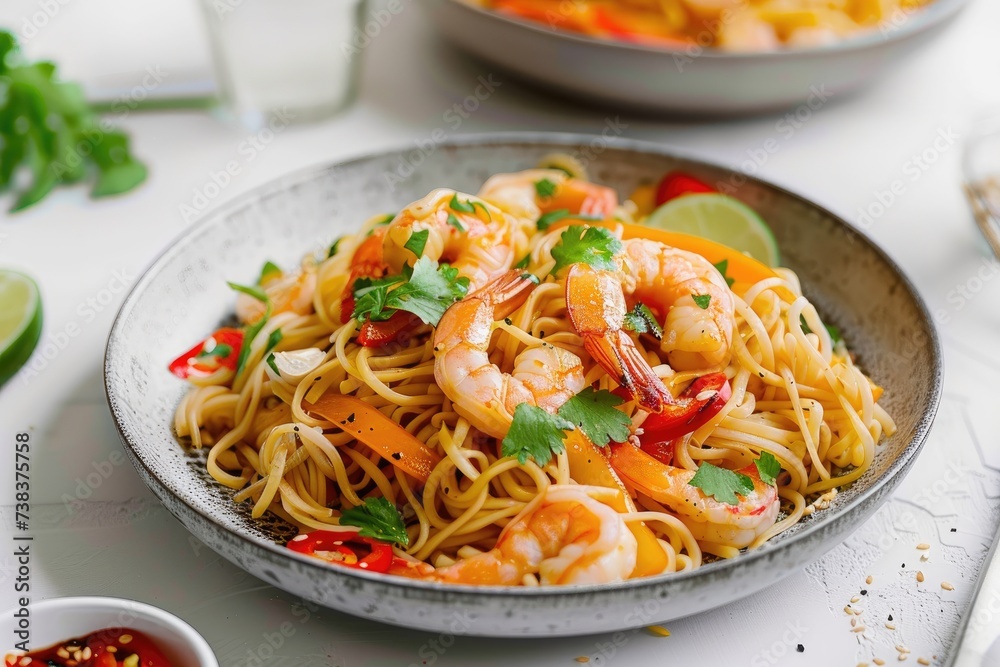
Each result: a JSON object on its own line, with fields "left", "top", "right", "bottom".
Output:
{"left": 0, "top": 270, "right": 43, "bottom": 387}
{"left": 643, "top": 193, "right": 780, "bottom": 266}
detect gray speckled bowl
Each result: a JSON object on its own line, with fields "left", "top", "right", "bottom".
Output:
{"left": 424, "top": 0, "right": 969, "bottom": 114}
{"left": 105, "top": 133, "right": 941, "bottom": 637}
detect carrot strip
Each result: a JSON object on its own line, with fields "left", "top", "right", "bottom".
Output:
{"left": 305, "top": 394, "right": 441, "bottom": 483}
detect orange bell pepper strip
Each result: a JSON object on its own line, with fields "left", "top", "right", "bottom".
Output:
{"left": 305, "top": 394, "right": 441, "bottom": 484}
{"left": 564, "top": 429, "right": 669, "bottom": 577}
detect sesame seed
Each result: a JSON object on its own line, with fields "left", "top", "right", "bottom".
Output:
{"left": 359, "top": 561, "right": 369, "bottom": 568}
{"left": 920, "top": 553, "right": 929, "bottom": 562}
{"left": 851, "top": 595, "right": 861, "bottom": 603}
{"left": 942, "top": 582, "right": 955, "bottom": 591}
{"left": 874, "top": 660, "right": 886, "bottom": 666}
{"left": 82, "top": 648, "right": 92, "bottom": 661}
{"left": 646, "top": 625, "right": 671, "bottom": 637}
{"left": 917, "top": 659, "right": 930, "bottom": 666}
{"left": 57, "top": 649, "right": 70, "bottom": 659}
{"left": 844, "top": 605, "right": 854, "bottom": 615}
{"left": 886, "top": 623, "right": 896, "bottom": 630}
{"left": 852, "top": 626, "right": 866, "bottom": 633}
{"left": 107, "top": 647, "right": 117, "bottom": 653}
{"left": 897, "top": 645, "right": 910, "bottom": 653}
{"left": 917, "top": 543, "right": 930, "bottom": 550}
{"left": 575, "top": 658, "right": 590, "bottom": 664}
{"left": 866, "top": 575, "right": 874, "bottom": 585}
{"left": 123, "top": 656, "right": 139, "bottom": 667}
{"left": 856, "top": 609, "right": 865, "bottom": 616}
{"left": 851, "top": 618, "right": 857, "bottom": 627}
{"left": 916, "top": 571, "right": 925, "bottom": 583}
{"left": 119, "top": 634, "right": 133, "bottom": 644}
{"left": 73, "top": 650, "right": 82, "bottom": 662}
{"left": 898, "top": 656, "right": 907, "bottom": 662}
{"left": 858, "top": 663, "right": 869, "bottom": 667}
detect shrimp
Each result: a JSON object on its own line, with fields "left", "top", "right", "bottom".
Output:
{"left": 433, "top": 270, "right": 586, "bottom": 439}
{"left": 477, "top": 169, "right": 618, "bottom": 223}
{"left": 429, "top": 485, "right": 638, "bottom": 585}
{"left": 608, "top": 443, "right": 779, "bottom": 549}
{"left": 236, "top": 262, "right": 316, "bottom": 325}
{"left": 382, "top": 189, "right": 532, "bottom": 291}
{"left": 564, "top": 236, "right": 736, "bottom": 410}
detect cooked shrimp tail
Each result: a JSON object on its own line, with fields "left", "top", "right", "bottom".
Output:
{"left": 565, "top": 263, "right": 671, "bottom": 412}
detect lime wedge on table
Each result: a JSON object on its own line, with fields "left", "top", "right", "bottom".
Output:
{"left": 644, "top": 193, "right": 780, "bottom": 267}
{"left": 0, "top": 270, "right": 43, "bottom": 387}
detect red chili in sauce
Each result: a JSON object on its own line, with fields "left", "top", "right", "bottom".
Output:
{"left": 4, "top": 628, "right": 172, "bottom": 667}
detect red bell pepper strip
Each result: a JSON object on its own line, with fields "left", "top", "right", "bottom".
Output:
{"left": 654, "top": 172, "right": 716, "bottom": 207}
{"left": 639, "top": 372, "right": 732, "bottom": 444}
{"left": 357, "top": 311, "right": 422, "bottom": 348}
{"left": 287, "top": 529, "right": 394, "bottom": 572}
{"left": 168, "top": 327, "right": 244, "bottom": 379}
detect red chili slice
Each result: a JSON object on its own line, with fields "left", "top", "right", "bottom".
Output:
{"left": 287, "top": 530, "right": 394, "bottom": 573}
{"left": 12, "top": 627, "right": 173, "bottom": 667}
{"left": 168, "top": 327, "right": 244, "bottom": 378}
{"left": 654, "top": 172, "right": 716, "bottom": 206}
{"left": 639, "top": 372, "right": 732, "bottom": 444}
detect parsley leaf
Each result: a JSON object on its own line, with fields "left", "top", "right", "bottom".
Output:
{"left": 514, "top": 253, "right": 531, "bottom": 270}
{"left": 557, "top": 387, "right": 631, "bottom": 447}
{"left": 688, "top": 461, "right": 754, "bottom": 505}
{"left": 449, "top": 193, "right": 475, "bottom": 214}
{"left": 755, "top": 451, "right": 780, "bottom": 486}
{"left": 339, "top": 497, "right": 410, "bottom": 547}
{"left": 404, "top": 229, "right": 429, "bottom": 257}
{"left": 227, "top": 281, "right": 269, "bottom": 304}
{"left": 550, "top": 225, "right": 622, "bottom": 275}
{"left": 534, "top": 178, "right": 557, "bottom": 198}
{"left": 446, "top": 212, "right": 466, "bottom": 232}
{"left": 536, "top": 209, "right": 602, "bottom": 231}
{"left": 622, "top": 303, "right": 663, "bottom": 340}
{"left": 693, "top": 294, "right": 712, "bottom": 310}
{"left": 352, "top": 257, "right": 469, "bottom": 326}
{"left": 713, "top": 259, "right": 736, "bottom": 288}
{"left": 502, "top": 403, "right": 575, "bottom": 466}
{"left": 258, "top": 261, "right": 281, "bottom": 284}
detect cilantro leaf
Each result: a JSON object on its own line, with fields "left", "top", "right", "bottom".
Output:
{"left": 534, "top": 178, "right": 557, "bottom": 198}
{"left": 622, "top": 303, "right": 663, "bottom": 340}
{"left": 514, "top": 253, "right": 531, "bottom": 270}
{"left": 339, "top": 497, "right": 410, "bottom": 547}
{"left": 688, "top": 461, "right": 754, "bottom": 505}
{"left": 404, "top": 229, "right": 429, "bottom": 257}
{"left": 446, "top": 212, "right": 466, "bottom": 232}
{"left": 449, "top": 193, "right": 475, "bottom": 214}
{"left": 550, "top": 225, "right": 622, "bottom": 275}
{"left": 258, "top": 261, "right": 281, "bottom": 284}
{"left": 692, "top": 294, "right": 712, "bottom": 310}
{"left": 227, "top": 281, "right": 268, "bottom": 303}
{"left": 352, "top": 258, "right": 469, "bottom": 326}
{"left": 713, "top": 259, "right": 735, "bottom": 288}
{"left": 502, "top": 403, "right": 575, "bottom": 466}
{"left": 536, "top": 209, "right": 602, "bottom": 231}
{"left": 755, "top": 451, "right": 780, "bottom": 486}
{"left": 557, "top": 387, "right": 631, "bottom": 447}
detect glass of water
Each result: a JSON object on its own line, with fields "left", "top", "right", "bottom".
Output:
{"left": 200, "top": 0, "right": 367, "bottom": 128}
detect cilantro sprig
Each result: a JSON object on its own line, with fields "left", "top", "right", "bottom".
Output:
{"left": 688, "top": 452, "right": 781, "bottom": 505}
{"left": 692, "top": 294, "right": 712, "bottom": 310}
{"left": 0, "top": 30, "right": 146, "bottom": 212}
{"left": 340, "top": 497, "right": 410, "bottom": 547}
{"left": 501, "top": 387, "right": 631, "bottom": 466}
{"left": 550, "top": 225, "right": 622, "bottom": 275}
{"left": 351, "top": 256, "right": 469, "bottom": 326}
{"left": 623, "top": 303, "right": 663, "bottom": 340}
{"left": 534, "top": 178, "right": 558, "bottom": 198}
{"left": 754, "top": 451, "right": 780, "bottom": 486}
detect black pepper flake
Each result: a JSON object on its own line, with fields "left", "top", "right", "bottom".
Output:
{"left": 902, "top": 563, "right": 905, "bottom": 568}
{"left": 391, "top": 452, "right": 403, "bottom": 460}
{"left": 950, "top": 528, "right": 957, "bottom": 532}
{"left": 293, "top": 426, "right": 299, "bottom": 432}
{"left": 347, "top": 413, "right": 356, "bottom": 423}
{"left": 796, "top": 644, "right": 804, "bottom": 653}
{"left": 888, "top": 614, "right": 893, "bottom": 621}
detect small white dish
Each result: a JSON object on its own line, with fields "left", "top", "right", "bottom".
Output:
{"left": 1, "top": 596, "right": 218, "bottom": 666}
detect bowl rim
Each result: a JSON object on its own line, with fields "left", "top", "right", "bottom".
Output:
{"left": 434, "top": 0, "right": 970, "bottom": 60}
{"left": 105, "top": 131, "right": 943, "bottom": 600}
{"left": 3, "top": 595, "right": 218, "bottom": 665}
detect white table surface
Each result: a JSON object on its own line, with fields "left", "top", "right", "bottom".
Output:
{"left": 2, "top": 1, "right": 1000, "bottom": 665}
